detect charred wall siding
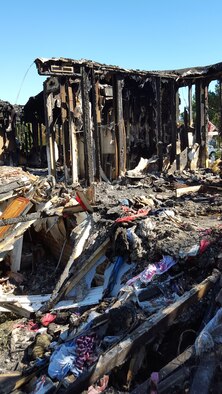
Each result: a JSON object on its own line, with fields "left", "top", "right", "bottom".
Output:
{"left": 122, "top": 76, "right": 158, "bottom": 169}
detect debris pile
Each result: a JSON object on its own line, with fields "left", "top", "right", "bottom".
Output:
{"left": 2, "top": 166, "right": 222, "bottom": 393}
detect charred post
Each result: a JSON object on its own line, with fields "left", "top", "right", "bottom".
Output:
{"left": 43, "top": 84, "right": 56, "bottom": 177}
{"left": 66, "top": 82, "right": 78, "bottom": 184}
{"left": 202, "top": 82, "right": 209, "bottom": 167}
{"left": 156, "top": 77, "right": 163, "bottom": 170}
{"left": 195, "top": 80, "right": 201, "bottom": 145}
{"left": 188, "top": 84, "right": 193, "bottom": 127}
{"left": 60, "top": 81, "right": 69, "bottom": 183}
{"left": 170, "top": 79, "right": 177, "bottom": 164}
{"left": 81, "top": 66, "right": 94, "bottom": 185}
{"left": 91, "top": 69, "right": 101, "bottom": 181}
{"left": 113, "top": 74, "right": 126, "bottom": 177}
{"left": 196, "top": 80, "right": 208, "bottom": 168}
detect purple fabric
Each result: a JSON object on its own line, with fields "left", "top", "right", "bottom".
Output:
{"left": 75, "top": 335, "right": 95, "bottom": 371}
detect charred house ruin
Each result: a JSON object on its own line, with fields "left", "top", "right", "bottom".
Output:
{"left": 1, "top": 58, "right": 221, "bottom": 182}
{"left": 1, "top": 59, "right": 222, "bottom": 393}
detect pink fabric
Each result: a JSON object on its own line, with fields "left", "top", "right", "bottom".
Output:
{"left": 41, "top": 313, "right": 56, "bottom": 327}
{"left": 127, "top": 256, "right": 176, "bottom": 286}
{"left": 13, "top": 320, "right": 39, "bottom": 331}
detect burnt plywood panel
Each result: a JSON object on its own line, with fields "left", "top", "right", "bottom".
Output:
{"left": 0, "top": 197, "right": 31, "bottom": 240}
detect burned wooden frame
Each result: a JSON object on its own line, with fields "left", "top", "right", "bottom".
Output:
{"left": 31, "top": 58, "right": 222, "bottom": 184}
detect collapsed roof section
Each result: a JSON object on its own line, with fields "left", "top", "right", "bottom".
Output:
{"left": 35, "top": 57, "right": 222, "bottom": 84}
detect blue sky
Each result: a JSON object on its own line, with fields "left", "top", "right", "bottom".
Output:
{"left": 1, "top": 0, "right": 222, "bottom": 105}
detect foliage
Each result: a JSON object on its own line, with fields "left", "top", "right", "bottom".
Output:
{"left": 208, "top": 81, "right": 220, "bottom": 128}
{"left": 190, "top": 81, "right": 221, "bottom": 129}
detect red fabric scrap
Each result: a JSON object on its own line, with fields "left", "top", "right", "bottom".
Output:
{"left": 115, "top": 208, "right": 150, "bottom": 223}
{"left": 41, "top": 313, "right": 56, "bottom": 327}
{"left": 199, "top": 239, "right": 211, "bottom": 255}
{"left": 76, "top": 195, "right": 88, "bottom": 211}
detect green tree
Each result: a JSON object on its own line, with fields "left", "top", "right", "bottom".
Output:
{"left": 208, "top": 81, "right": 220, "bottom": 128}
{"left": 191, "top": 81, "right": 221, "bottom": 129}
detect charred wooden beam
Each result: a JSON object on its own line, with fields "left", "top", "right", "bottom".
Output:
{"left": 202, "top": 83, "right": 208, "bottom": 167}
{"left": 170, "top": 79, "right": 177, "bottom": 164}
{"left": 158, "top": 366, "right": 191, "bottom": 394}
{"left": 65, "top": 269, "right": 220, "bottom": 394}
{"left": 159, "top": 346, "right": 194, "bottom": 382}
{"left": 131, "top": 347, "right": 194, "bottom": 394}
{"left": 113, "top": 74, "right": 126, "bottom": 176}
{"left": 24, "top": 124, "right": 28, "bottom": 154}
{"left": 43, "top": 86, "right": 56, "bottom": 178}
{"left": 81, "top": 66, "right": 94, "bottom": 185}
{"left": 176, "top": 89, "right": 180, "bottom": 125}
{"left": 0, "top": 302, "right": 31, "bottom": 318}
{"left": 0, "top": 365, "right": 47, "bottom": 394}
{"left": 180, "top": 107, "right": 189, "bottom": 152}
{"left": 66, "top": 83, "right": 78, "bottom": 184}
{"left": 0, "top": 211, "right": 58, "bottom": 227}
{"left": 27, "top": 123, "right": 32, "bottom": 152}
{"left": 195, "top": 80, "right": 202, "bottom": 145}
{"left": 188, "top": 84, "right": 193, "bottom": 127}
{"left": 91, "top": 69, "right": 101, "bottom": 181}
{"left": 156, "top": 77, "right": 162, "bottom": 142}
{"left": 39, "top": 123, "right": 43, "bottom": 166}
{"left": 0, "top": 372, "right": 22, "bottom": 394}
{"left": 195, "top": 79, "right": 208, "bottom": 167}
{"left": 156, "top": 77, "right": 163, "bottom": 171}
{"left": 60, "top": 81, "right": 69, "bottom": 183}
{"left": 0, "top": 200, "right": 88, "bottom": 227}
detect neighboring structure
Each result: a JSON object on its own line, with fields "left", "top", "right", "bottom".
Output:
{"left": 3, "top": 59, "right": 222, "bottom": 184}
{"left": 0, "top": 100, "right": 18, "bottom": 166}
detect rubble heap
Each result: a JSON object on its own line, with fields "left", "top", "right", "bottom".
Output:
{"left": 1, "top": 166, "right": 222, "bottom": 393}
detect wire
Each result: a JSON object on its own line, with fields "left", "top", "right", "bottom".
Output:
{"left": 15, "top": 62, "right": 34, "bottom": 104}
{"left": 177, "top": 329, "right": 196, "bottom": 356}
